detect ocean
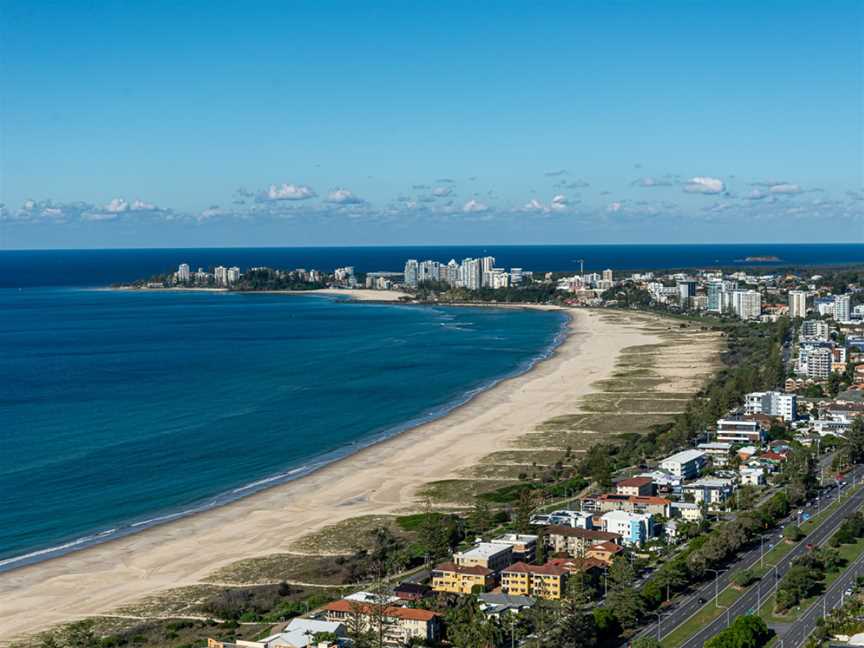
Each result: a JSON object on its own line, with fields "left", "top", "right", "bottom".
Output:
{"left": 0, "top": 286, "right": 567, "bottom": 569}
{"left": 2, "top": 243, "right": 863, "bottom": 570}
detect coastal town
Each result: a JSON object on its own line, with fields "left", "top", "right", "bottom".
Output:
{"left": 22, "top": 262, "right": 864, "bottom": 648}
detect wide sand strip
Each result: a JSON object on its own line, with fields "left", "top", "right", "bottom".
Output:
{"left": 0, "top": 309, "right": 664, "bottom": 642}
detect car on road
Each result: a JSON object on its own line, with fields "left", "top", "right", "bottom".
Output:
{"left": 698, "top": 597, "right": 706, "bottom": 604}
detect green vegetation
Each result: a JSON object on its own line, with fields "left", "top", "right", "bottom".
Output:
{"left": 703, "top": 615, "right": 771, "bottom": 648}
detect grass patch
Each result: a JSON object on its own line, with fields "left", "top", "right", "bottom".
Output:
{"left": 290, "top": 515, "right": 407, "bottom": 555}
{"left": 206, "top": 554, "right": 358, "bottom": 586}
{"left": 662, "top": 586, "right": 745, "bottom": 648}
{"left": 417, "top": 479, "right": 519, "bottom": 504}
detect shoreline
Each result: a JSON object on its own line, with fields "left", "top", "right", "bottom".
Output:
{"left": 0, "top": 301, "right": 569, "bottom": 575}
{"left": 0, "top": 308, "right": 663, "bottom": 643}
{"left": 107, "top": 286, "right": 413, "bottom": 302}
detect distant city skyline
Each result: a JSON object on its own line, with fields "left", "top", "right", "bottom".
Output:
{"left": 1, "top": 1, "right": 862, "bottom": 248}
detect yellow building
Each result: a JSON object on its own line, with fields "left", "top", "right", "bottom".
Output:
{"left": 431, "top": 562, "right": 494, "bottom": 594}
{"left": 500, "top": 562, "right": 567, "bottom": 600}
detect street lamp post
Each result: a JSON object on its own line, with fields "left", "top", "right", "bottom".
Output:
{"left": 707, "top": 568, "right": 725, "bottom": 608}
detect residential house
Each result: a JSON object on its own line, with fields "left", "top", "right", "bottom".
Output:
{"left": 207, "top": 618, "right": 346, "bottom": 648}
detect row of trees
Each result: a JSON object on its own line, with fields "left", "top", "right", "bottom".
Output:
{"left": 776, "top": 546, "right": 843, "bottom": 612}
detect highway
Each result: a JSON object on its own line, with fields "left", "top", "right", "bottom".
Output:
{"left": 679, "top": 469, "right": 864, "bottom": 648}
{"left": 635, "top": 462, "right": 863, "bottom": 646}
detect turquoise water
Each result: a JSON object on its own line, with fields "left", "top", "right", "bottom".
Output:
{"left": 0, "top": 288, "right": 567, "bottom": 569}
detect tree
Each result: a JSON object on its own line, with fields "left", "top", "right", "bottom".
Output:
{"left": 631, "top": 639, "right": 662, "bottom": 648}
{"left": 783, "top": 525, "right": 804, "bottom": 543}
{"left": 445, "top": 597, "right": 502, "bottom": 648}
{"left": 548, "top": 573, "right": 597, "bottom": 647}
{"left": 605, "top": 558, "right": 644, "bottom": 629}
{"left": 732, "top": 569, "right": 756, "bottom": 589}
{"left": 513, "top": 490, "right": 536, "bottom": 534}
{"left": 704, "top": 615, "right": 770, "bottom": 648}
{"left": 468, "top": 500, "right": 492, "bottom": 537}
{"left": 847, "top": 418, "right": 864, "bottom": 465}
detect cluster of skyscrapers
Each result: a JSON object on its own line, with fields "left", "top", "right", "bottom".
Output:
{"left": 789, "top": 290, "right": 851, "bottom": 322}
{"left": 175, "top": 263, "right": 241, "bottom": 286}
{"left": 403, "top": 257, "right": 528, "bottom": 290}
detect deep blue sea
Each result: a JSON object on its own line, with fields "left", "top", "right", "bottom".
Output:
{"left": 1, "top": 244, "right": 862, "bottom": 570}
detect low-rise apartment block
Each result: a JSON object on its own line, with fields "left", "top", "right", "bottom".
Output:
{"left": 545, "top": 525, "right": 621, "bottom": 557}
{"left": 600, "top": 510, "right": 655, "bottom": 546}
{"left": 697, "top": 442, "right": 733, "bottom": 467}
{"left": 715, "top": 416, "right": 766, "bottom": 445}
{"left": 500, "top": 561, "right": 568, "bottom": 600}
{"left": 490, "top": 534, "right": 538, "bottom": 563}
{"left": 431, "top": 562, "right": 495, "bottom": 594}
{"left": 585, "top": 493, "right": 671, "bottom": 517}
{"left": 660, "top": 449, "right": 707, "bottom": 479}
{"left": 453, "top": 542, "right": 513, "bottom": 572}
{"left": 324, "top": 600, "right": 441, "bottom": 646}
{"left": 682, "top": 477, "right": 735, "bottom": 509}
{"left": 615, "top": 476, "right": 656, "bottom": 497}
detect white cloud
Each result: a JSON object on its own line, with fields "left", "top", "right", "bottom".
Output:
{"left": 131, "top": 199, "right": 158, "bottom": 211}
{"left": 607, "top": 201, "right": 624, "bottom": 213}
{"left": 523, "top": 198, "right": 545, "bottom": 212}
{"left": 432, "top": 186, "right": 453, "bottom": 197}
{"left": 264, "top": 183, "right": 316, "bottom": 201}
{"left": 633, "top": 176, "right": 673, "bottom": 188}
{"left": 769, "top": 183, "right": 802, "bottom": 194}
{"left": 746, "top": 189, "right": 768, "bottom": 200}
{"left": 325, "top": 188, "right": 364, "bottom": 205}
{"left": 544, "top": 169, "right": 567, "bottom": 177}
{"left": 105, "top": 198, "right": 130, "bottom": 213}
{"left": 463, "top": 199, "right": 489, "bottom": 213}
{"left": 550, "top": 194, "right": 568, "bottom": 211}
{"left": 683, "top": 177, "right": 725, "bottom": 194}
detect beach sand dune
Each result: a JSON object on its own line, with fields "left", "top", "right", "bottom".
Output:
{"left": 0, "top": 309, "right": 667, "bottom": 642}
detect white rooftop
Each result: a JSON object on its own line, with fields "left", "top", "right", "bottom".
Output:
{"left": 456, "top": 542, "right": 512, "bottom": 559}
{"left": 698, "top": 442, "right": 732, "bottom": 451}
{"left": 684, "top": 478, "right": 735, "bottom": 488}
{"left": 262, "top": 619, "right": 344, "bottom": 648}
{"left": 344, "top": 591, "right": 400, "bottom": 605}
{"left": 491, "top": 534, "right": 538, "bottom": 544}
{"left": 671, "top": 501, "right": 699, "bottom": 509}
{"left": 601, "top": 510, "right": 651, "bottom": 522}
{"left": 661, "top": 449, "right": 706, "bottom": 464}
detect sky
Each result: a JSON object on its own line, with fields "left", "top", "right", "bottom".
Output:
{"left": 1, "top": 1, "right": 862, "bottom": 249}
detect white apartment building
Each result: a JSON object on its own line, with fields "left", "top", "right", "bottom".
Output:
{"left": 600, "top": 511, "right": 655, "bottom": 546}
{"left": 682, "top": 478, "right": 734, "bottom": 509}
{"left": 801, "top": 319, "right": 830, "bottom": 341}
{"left": 226, "top": 266, "right": 241, "bottom": 284}
{"left": 404, "top": 259, "right": 419, "bottom": 287}
{"left": 744, "top": 391, "right": 797, "bottom": 422}
{"left": 671, "top": 501, "right": 704, "bottom": 522}
{"left": 453, "top": 542, "right": 512, "bottom": 572}
{"left": 715, "top": 417, "right": 765, "bottom": 444}
{"left": 697, "top": 441, "right": 733, "bottom": 467}
{"left": 602, "top": 268, "right": 614, "bottom": 283}
{"left": 798, "top": 345, "right": 832, "bottom": 380}
{"left": 732, "top": 289, "right": 762, "bottom": 320}
{"left": 177, "top": 263, "right": 191, "bottom": 282}
{"left": 788, "top": 290, "right": 808, "bottom": 318}
{"left": 214, "top": 265, "right": 228, "bottom": 286}
{"left": 660, "top": 449, "right": 707, "bottom": 480}
{"left": 834, "top": 295, "right": 852, "bottom": 322}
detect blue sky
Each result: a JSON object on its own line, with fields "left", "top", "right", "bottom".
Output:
{"left": 1, "top": 1, "right": 862, "bottom": 248}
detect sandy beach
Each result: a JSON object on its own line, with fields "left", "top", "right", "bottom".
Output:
{"left": 0, "top": 308, "right": 664, "bottom": 643}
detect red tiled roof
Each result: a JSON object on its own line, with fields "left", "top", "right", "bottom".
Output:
{"left": 502, "top": 561, "right": 567, "bottom": 576}
{"left": 615, "top": 477, "right": 653, "bottom": 488}
{"left": 432, "top": 562, "right": 493, "bottom": 576}
{"left": 597, "top": 493, "right": 671, "bottom": 506}
{"left": 588, "top": 541, "right": 624, "bottom": 554}
{"left": 325, "top": 599, "right": 438, "bottom": 622}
